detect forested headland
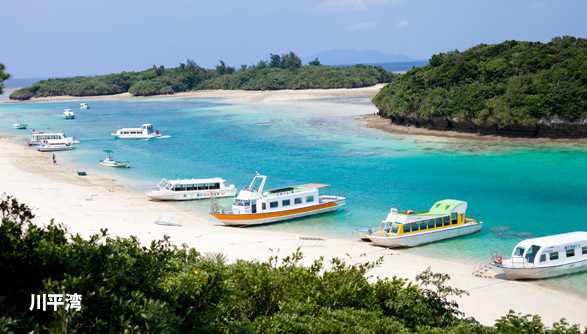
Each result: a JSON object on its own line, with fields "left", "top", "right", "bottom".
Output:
{"left": 9, "top": 52, "right": 394, "bottom": 100}
{"left": 373, "top": 36, "right": 587, "bottom": 138}
{"left": 1, "top": 195, "right": 584, "bottom": 333}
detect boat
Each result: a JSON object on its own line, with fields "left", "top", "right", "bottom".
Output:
{"left": 26, "top": 130, "right": 78, "bottom": 146}
{"left": 354, "top": 209, "right": 395, "bottom": 241}
{"left": 492, "top": 232, "right": 587, "bottom": 280}
{"left": 99, "top": 150, "right": 130, "bottom": 168}
{"left": 209, "top": 172, "right": 346, "bottom": 226}
{"left": 146, "top": 177, "right": 236, "bottom": 201}
{"left": 111, "top": 124, "right": 161, "bottom": 139}
{"left": 63, "top": 109, "right": 75, "bottom": 119}
{"left": 37, "top": 142, "right": 74, "bottom": 152}
{"left": 12, "top": 122, "right": 27, "bottom": 129}
{"left": 367, "top": 199, "right": 483, "bottom": 247}
{"left": 80, "top": 103, "right": 89, "bottom": 109}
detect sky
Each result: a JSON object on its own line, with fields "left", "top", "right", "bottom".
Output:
{"left": 1, "top": 0, "right": 586, "bottom": 79}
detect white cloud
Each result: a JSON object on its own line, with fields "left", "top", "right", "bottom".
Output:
{"left": 530, "top": 2, "right": 547, "bottom": 9}
{"left": 395, "top": 20, "right": 408, "bottom": 28}
{"left": 315, "top": 0, "right": 400, "bottom": 11}
{"left": 348, "top": 22, "right": 379, "bottom": 31}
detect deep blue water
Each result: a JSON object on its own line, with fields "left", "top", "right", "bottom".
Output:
{"left": 1, "top": 96, "right": 586, "bottom": 293}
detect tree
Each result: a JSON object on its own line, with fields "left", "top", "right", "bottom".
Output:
{"left": 309, "top": 58, "right": 321, "bottom": 66}
{"left": 0, "top": 63, "right": 10, "bottom": 94}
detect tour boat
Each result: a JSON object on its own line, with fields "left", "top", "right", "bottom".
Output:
{"left": 63, "top": 109, "right": 75, "bottom": 119}
{"left": 80, "top": 103, "right": 89, "bottom": 109}
{"left": 367, "top": 199, "right": 483, "bottom": 247}
{"left": 37, "top": 142, "right": 74, "bottom": 152}
{"left": 26, "top": 131, "right": 79, "bottom": 146}
{"left": 12, "top": 122, "right": 27, "bottom": 129}
{"left": 146, "top": 177, "right": 236, "bottom": 201}
{"left": 99, "top": 150, "right": 130, "bottom": 168}
{"left": 492, "top": 232, "right": 587, "bottom": 280}
{"left": 111, "top": 124, "right": 161, "bottom": 139}
{"left": 354, "top": 209, "right": 395, "bottom": 241}
{"left": 209, "top": 172, "right": 346, "bottom": 226}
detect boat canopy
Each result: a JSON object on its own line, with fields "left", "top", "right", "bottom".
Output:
{"left": 427, "top": 199, "right": 467, "bottom": 215}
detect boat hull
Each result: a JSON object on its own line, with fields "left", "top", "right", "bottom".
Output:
{"left": 211, "top": 198, "right": 345, "bottom": 226}
{"left": 37, "top": 145, "right": 74, "bottom": 152}
{"left": 146, "top": 189, "right": 237, "bottom": 201}
{"left": 368, "top": 221, "right": 482, "bottom": 247}
{"left": 112, "top": 134, "right": 161, "bottom": 139}
{"left": 100, "top": 161, "right": 129, "bottom": 168}
{"left": 497, "top": 259, "right": 587, "bottom": 280}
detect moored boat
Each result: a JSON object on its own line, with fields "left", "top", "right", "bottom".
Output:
{"left": 80, "top": 103, "right": 89, "bottom": 109}
{"left": 209, "top": 172, "right": 346, "bottom": 226}
{"left": 111, "top": 124, "right": 161, "bottom": 139}
{"left": 354, "top": 209, "right": 395, "bottom": 241}
{"left": 37, "top": 142, "right": 74, "bottom": 152}
{"left": 26, "top": 130, "right": 78, "bottom": 146}
{"left": 492, "top": 232, "right": 587, "bottom": 280}
{"left": 99, "top": 150, "right": 130, "bottom": 168}
{"left": 367, "top": 199, "right": 483, "bottom": 247}
{"left": 12, "top": 122, "right": 27, "bottom": 129}
{"left": 146, "top": 177, "right": 236, "bottom": 201}
{"left": 63, "top": 109, "right": 75, "bottom": 119}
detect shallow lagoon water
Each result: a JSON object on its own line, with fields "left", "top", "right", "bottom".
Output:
{"left": 2, "top": 96, "right": 586, "bottom": 295}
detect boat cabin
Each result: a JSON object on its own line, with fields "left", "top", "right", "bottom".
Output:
{"left": 385, "top": 200, "right": 469, "bottom": 236}
{"left": 159, "top": 178, "right": 224, "bottom": 192}
{"left": 507, "top": 232, "right": 587, "bottom": 266}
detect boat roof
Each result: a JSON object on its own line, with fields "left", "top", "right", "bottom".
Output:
{"left": 296, "top": 183, "right": 331, "bottom": 189}
{"left": 427, "top": 199, "right": 467, "bottom": 215}
{"left": 165, "top": 177, "right": 226, "bottom": 184}
{"left": 104, "top": 150, "right": 114, "bottom": 153}
{"left": 515, "top": 232, "right": 587, "bottom": 248}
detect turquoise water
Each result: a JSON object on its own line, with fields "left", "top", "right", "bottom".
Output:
{"left": 1, "top": 96, "right": 587, "bottom": 294}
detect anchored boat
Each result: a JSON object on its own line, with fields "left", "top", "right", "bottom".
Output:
{"left": 26, "top": 131, "right": 78, "bottom": 146}
{"left": 37, "top": 142, "right": 74, "bottom": 152}
{"left": 63, "top": 109, "right": 75, "bottom": 119}
{"left": 209, "top": 172, "right": 346, "bottom": 226}
{"left": 367, "top": 199, "right": 483, "bottom": 247}
{"left": 99, "top": 150, "right": 130, "bottom": 168}
{"left": 146, "top": 177, "right": 236, "bottom": 201}
{"left": 80, "top": 103, "right": 89, "bottom": 109}
{"left": 492, "top": 232, "right": 587, "bottom": 280}
{"left": 12, "top": 122, "right": 27, "bottom": 129}
{"left": 111, "top": 124, "right": 161, "bottom": 139}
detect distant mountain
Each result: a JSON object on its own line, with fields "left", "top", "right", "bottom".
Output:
{"left": 303, "top": 49, "right": 414, "bottom": 65}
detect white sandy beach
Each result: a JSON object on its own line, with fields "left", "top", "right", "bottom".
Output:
{"left": 1, "top": 134, "right": 586, "bottom": 329}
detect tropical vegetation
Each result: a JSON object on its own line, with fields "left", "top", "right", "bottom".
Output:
{"left": 373, "top": 36, "right": 587, "bottom": 134}
{"left": 1, "top": 194, "right": 585, "bottom": 333}
{"left": 9, "top": 52, "right": 394, "bottom": 100}
{"left": 0, "top": 63, "right": 9, "bottom": 94}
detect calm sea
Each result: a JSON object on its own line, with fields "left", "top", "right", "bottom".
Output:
{"left": 1, "top": 96, "right": 586, "bottom": 294}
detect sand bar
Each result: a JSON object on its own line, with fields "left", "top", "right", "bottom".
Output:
{"left": 0, "top": 136, "right": 586, "bottom": 328}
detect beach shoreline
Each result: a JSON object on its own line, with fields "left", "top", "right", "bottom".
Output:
{"left": 1, "top": 135, "right": 586, "bottom": 328}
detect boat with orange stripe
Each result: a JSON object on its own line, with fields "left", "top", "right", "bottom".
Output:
{"left": 209, "top": 172, "right": 346, "bottom": 226}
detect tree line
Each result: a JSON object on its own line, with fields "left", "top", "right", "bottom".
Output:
{"left": 9, "top": 52, "right": 394, "bottom": 100}
{"left": 1, "top": 195, "right": 584, "bottom": 333}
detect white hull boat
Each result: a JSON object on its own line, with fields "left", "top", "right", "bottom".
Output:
{"left": 99, "top": 150, "right": 130, "bottom": 168}
{"left": 37, "top": 143, "right": 74, "bottom": 152}
{"left": 112, "top": 124, "right": 161, "bottom": 139}
{"left": 146, "top": 178, "right": 236, "bottom": 201}
{"left": 80, "top": 103, "right": 89, "bottom": 109}
{"left": 63, "top": 109, "right": 75, "bottom": 119}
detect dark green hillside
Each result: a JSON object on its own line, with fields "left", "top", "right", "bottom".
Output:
{"left": 373, "top": 36, "right": 587, "bottom": 138}
{"left": 9, "top": 52, "right": 394, "bottom": 100}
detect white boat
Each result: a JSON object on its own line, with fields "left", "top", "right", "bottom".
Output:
{"left": 99, "top": 150, "right": 130, "bottom": 168}
{"left": 37, "top": 142, "right": 74, "bottom": 152}
{"left": 12, "top": 122, "right": 27, "bottom": 129}
{"left": 367, "top": 199, "right": 483, "bottom": 247}
{"left": 111, "top": 124, "right": 161, "bottom": 139}
{"left": 354, "top": 213, "right": 393, "bottom": 241}
{"left": 146, "top": 177, "right": 236, "bottom": 201}
{"left": 63, "top": 109, "right": 75, "bottom": 119}
{"left": 209, "top": 172, "right": 346, "bottom": 226}
{"left": 492, "top": 232, "right": 587, "bottom": 280}
{"left": 80, "top": 103, "right": 89, "bottom": 109}
{"left": 26, "top": 131, "right": 79, "bottom": 146}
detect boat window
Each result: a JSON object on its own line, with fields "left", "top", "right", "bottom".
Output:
{"left": 294, "top": 198, "right": 302, "bottom": 204}
{"left": 262, "top": 203, "right": 266, "bottom": 210}
{"left": 435, "top": 218, "right": 442, "bottom": 228}
{"left": 427, "top": 219, "right": 435, "bottom": 229}
{"left": 186, "top": 184, "right": 196, "bottom": 191}
{"left": 525, "top": 245, "right": 541, "bottom": 263}
{"left": 165, "top": 183, "right": 172, "bottom": 190}
{"left": 550, "top": 252, "right": 559, "bottom": 261}
{"left": 197, "top": 184, "right": 208, "bottom": 190}
{"left": 233, "top": 199, "right": 250, "bottom": 206}
{"left": 583, "top": 246, "right": 587, "bottom": 255}
{"left": 391, "top": 224, "right": 399, "bottom": 234}
{"left": 566, "top": 249, "right": 575, "bottom": 257}
{"left": 282, "top": 199, "right": 291, "bottom": 206}
{"left": 411, "top": 222, "right": 419, "bottom": 232}
{"left": 451, "top": 212, "right": 458, "bottom": 224}
{"left": 403, "top": 224, "right": 411, "bottom": 233}
{"left": 443, "top": 217, "right": 450, "bottom": 227}
{"left": 540, "top": 254, "right": 546, "bottom": 262}
{"left": 514, "top": 247, "right": 525, "bottom": 256}
{"left": 419, "top": 221, "right": 427, "bottom": 230}
{"left": 306, "top": 196, "right": 314, "bottom": 203}
{"left": 174, "top": 185, "right": 186, "bottom": 191}
{"left": 210, "top": 183, "right": 220, "bottom": 190}
{"left": 270, "top": 201, "right": 278, "bottom": 208}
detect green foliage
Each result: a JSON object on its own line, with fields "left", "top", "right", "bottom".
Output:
{"left": 373, "top": 36, "right": 587, "bottom": 127}
{"left": 1, "top": 194, "right": 584, "bottom": 333}
{"left": 9, "top": 52, "right": 394, "bottom": 99}
{"left": 0, "top": 63, "right": 9, "bottom": 94}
